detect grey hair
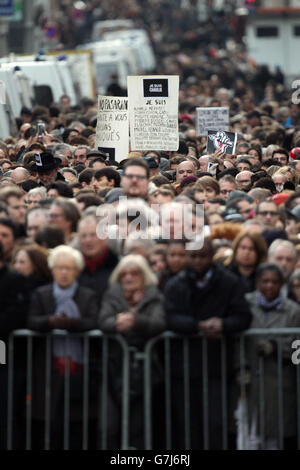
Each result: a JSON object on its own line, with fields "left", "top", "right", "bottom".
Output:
{"left": 27, "top": 187, "right": 47, "bottom": 198}
{"left": 61, "top": 167, "right": 78, "bottom": 177}
{"left": 48, "top": 245, "right": 84, "bottom": 271}
{"left": 268, "top": 239, "right": 297, "bottom": 261}
{"left": 54, "top": 143, "right": 75, "bottom": 157}
{"left": 124, "top": 231, "right": 156, "bottom": 255}
{"left": 109, "top": 254, "right": 157, "bottom": 286}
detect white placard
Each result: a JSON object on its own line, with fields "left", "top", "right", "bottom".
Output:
{"left": 94, "top": 96, "right": 129, "bottom": 162}
{"left": 128, "top": 75, "right": 179, "bottom": 151}
{"left": 196, "top": 107, "right": 229, "bottom": 137}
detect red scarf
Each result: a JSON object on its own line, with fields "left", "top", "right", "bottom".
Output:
{"left": 83, "top": 247, "right": 109, "bottom": 273}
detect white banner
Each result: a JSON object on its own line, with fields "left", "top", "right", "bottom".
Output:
{"left": 94, "top": 96, "right": 129, "bottom": 162}
{"left": 128, "top": 75, "right": 179, "bottom": 151}
{"left": 196, "top": 107, "right": 229, "bottom": 137}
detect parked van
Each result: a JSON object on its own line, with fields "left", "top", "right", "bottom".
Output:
{"left": 246, "top": 3, "right": 300, "bottom": 81}
{"left": 1, "top": 61, "right": 75, "bottom": 105}
{"left": 0, "top": 69, "right": 22, "bottom": 117}
{"left": 91, "top": 19, "right": 134, "bottom": 41}
{"left": 0, "top": 104, "right": 11, "bottom": 140}
{"left": 102, "top": 29, "right": 156, "bottom": 71}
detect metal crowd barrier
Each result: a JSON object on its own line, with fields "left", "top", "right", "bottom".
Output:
{"left": 143, "top": 329, "right": 300, "bottom": 451}
{"left": 4, "top": 328, "right": 300, "bottom": 450}
{"left": 6, "top": 329, "right": 130, "bottom": 450}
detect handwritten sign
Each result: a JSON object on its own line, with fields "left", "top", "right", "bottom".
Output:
{"left": 128, "top": 75, "right": 179, "bottom": 151}
{"left": 94, "top": 96, "right": 129, "bottom": 162}
{"left": 196, "top": 107, "right": 229, "bottom": 137}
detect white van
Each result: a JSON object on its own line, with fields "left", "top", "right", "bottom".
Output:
{"left": 0, "top": 104, "right": 11, "bottom": 140}
{"left": 0, "top": 69, "right": 22, "bottom": 117}
{"left": 102, "top": 29, "right": 156, "bottom": 71}
{"left": 246, "top": 5, "right": 300, "bottom": 81}
{"left": 93, "top": 52, "right": 130, "bottom": 94}
{"left": 1, "top": 61, "right": 72, "bottom": 104}
{"left": 8, "top": 51, "right": 95, "bottom": 101}
{"left": 91, "top": 19, "right": 134, "bottom": 41}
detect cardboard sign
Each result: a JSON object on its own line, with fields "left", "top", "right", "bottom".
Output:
{"left": 128, "top": 75, "right": 179, "bottom": 151}
{"left": 94, "top": 96, "right": 129, "bottom": 162}
{"left": 206, "top": 130, "right": 237, "bottom": 155}
{"left": 196, "top": 107, "right": 229, "bottom": 137}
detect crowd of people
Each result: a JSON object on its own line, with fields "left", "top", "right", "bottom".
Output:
{"left": 1, "top": 83, "right": 300, "bottom": 449}
{"left": 1, "top": 0, "right": 300, "bottom": 451}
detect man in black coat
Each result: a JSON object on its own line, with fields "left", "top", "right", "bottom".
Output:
{"left": 0, "top": 241, "right": 29, "bottom": 449}
{"left": 164, "top": 238, "right": 252, "bottom": 449}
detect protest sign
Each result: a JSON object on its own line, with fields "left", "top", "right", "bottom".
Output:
{"left": 206, "top": 130, "right": 237, "bottom": 155}
{"left": 196, "top": 107, "right": 229, "bottom": 136}
{"left": 128, "top": 75, "right": 179, "bottom": 151}
{"left": 94, "top": 96, "right": 129, "bottom": 162}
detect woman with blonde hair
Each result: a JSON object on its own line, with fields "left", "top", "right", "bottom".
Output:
{"left": 273, "top": 166, "right": 299, "bottom": 186}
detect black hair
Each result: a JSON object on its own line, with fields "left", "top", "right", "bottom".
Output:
{"left": 78, "top": 168, "right": 94, "bottom": 185}
{"left": 94, "top": 167, "right": 120, "bottom": 187}
{"left": 271, "top": 148, "right": 289, "bottom": 161}
{"left": 255, "top": 262, "right": 284, "bottom": 284}
{"left": 262, "top": 158, "right": 281, "bottom": 168}
{"left": 35, "top": 225, "right": 65, "bottom": 248}
{"left": 254, "top": 177, "right": 277, "bottom": 193}
{"left": 47, "top": 181, "right": 74, "bottom": 198}
{"left": 0, "top": 217, "right": 18, "bottom": 239}
{"left": 19, "top": 180, "right": 39, "bottom": 192}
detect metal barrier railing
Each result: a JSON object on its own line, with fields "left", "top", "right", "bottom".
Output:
{"left": 6, "top": 329, "right": 130, "bottom": 450}
{"left": 4, "top": 328, "right": 300, "bottom": 450}
{"left": 143, "top": 329, "right": 300, "bottom": 450}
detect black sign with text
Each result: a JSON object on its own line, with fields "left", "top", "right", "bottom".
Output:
{"left": 143, "top": 78, "right": 169, "bottom": 98}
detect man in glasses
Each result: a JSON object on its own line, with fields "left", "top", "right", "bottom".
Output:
{"left": 256, "top": 200, "right": 280, "bottom": 228}
{"left": 121, "top": 158, "right": 149, "bottom": 200}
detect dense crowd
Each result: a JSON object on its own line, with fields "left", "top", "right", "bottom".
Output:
{"left": 1, "top": 0, "right": 300, "bottom": 451}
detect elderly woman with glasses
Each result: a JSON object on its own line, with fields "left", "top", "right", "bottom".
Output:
{"left": 28, "top": 245, "right": 98, "bottom": 449}
{"left": 99, "top": 254, "right": 166, "bottom": 449}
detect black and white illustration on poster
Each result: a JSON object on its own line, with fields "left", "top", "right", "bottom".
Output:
{"left": 128, "top": 75, "right": 179, "bottom": 151}
{"left": 94, "top": 96, "right": 129, "bottom": 162}
{"left": 196, "top": 107, "right": 229, "bottom": 137}
{"left": 207, "top": 130, "right": 237, "bottom": 155}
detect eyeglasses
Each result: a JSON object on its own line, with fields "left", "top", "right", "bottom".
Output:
{"left": 220, "top": 189, "right": 233, "bottom": 194}
{"left": 257, "top": 211, "right": 278, "bottom": 216}
{"left": 123, "top": 174, "right": 147, "bottom": 181}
